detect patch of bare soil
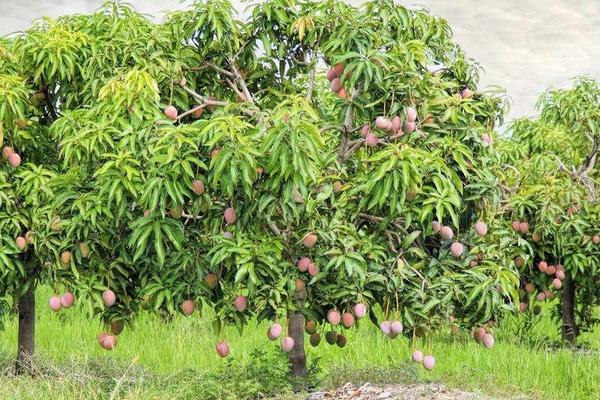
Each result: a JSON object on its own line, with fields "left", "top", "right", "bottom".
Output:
{"left": 305, "top": 382, "right": 516, "bottom": 400}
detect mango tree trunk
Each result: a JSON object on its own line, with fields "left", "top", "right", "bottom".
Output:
{"left": 15, "top": 283, "right": 36, "bottom": 374}
{"left": 560, "top": 273, "right": 577, "bottom": 344}
{"left": 288, "top": 311, "right": 307, "bottom": 378}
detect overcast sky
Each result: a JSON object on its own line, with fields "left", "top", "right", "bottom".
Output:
{"left": 2, "top": 0, "right": 600, "bottom": 120}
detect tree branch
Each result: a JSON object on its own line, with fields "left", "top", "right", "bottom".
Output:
{"left": 336, "top": 88, "right": 361, "bottom": 163}
{"left": 175, "top": 89, "right": 228, "bottom": 117}
{"left": 305, "top": 52, "right": 316, "bottom": 102}
{"left": 498, "top": 182, "right": 515, "bottom": 195}
{"left": 579, "top": 134, "right": 598, "bottom": 175}
{"left": 182, "top": 212, "right": 202, "bottom": 220}
{"left": 175, "top": 82, "right": 259, "bottom": 120}
{"left": 268, "top": 221, "right": 292, "bottom": 242}
{"left": 200, "top": 62, "right": 235, "bottom": 77}
{"left": 178, "top": 83, "right": 205, "bottom": 101}
{"left": 177, "top": 104, "right": 207, "bottom": 120}
{"left": 358, "top": 213, "right": 404, "bottom": 230}
{"left": 183, "top": 61, "right": 249, "bottom": 104}
{"left": 320, "top": 125, "right": 343, "bottom": 133}
{"left": 387, "top": 231, "right": 398, "bottom": 253}
{"left": 426, "top": 64, "right": 447, "bottom": 75}
{"left": 341, "top": 138, "right": 365, "bottom": 161}
{"left": 43, "top": 86, "right": 58, "bottom": 121}
{"left": 232, "top": 37, "right": 253, "bottom": 61}
{"left": 554, "top": 144, "right": 598, "bottom": 203}
{"left": 343, "top": 88, "right": 359, "bottom": 131}
{"left": 408, "top": 262, "right": 429, "bottom": 291}
{"left": 349, "top": 125, "right": 364, "bottom": 134}
{"left": 498, "top": 164, "right": 521, "bottom": 195}
{"left": 224, "top": 78, "right": 245, "bottom": 100}
{"left": 268, "top": 221, "right": 281, "bottom": 236}
{"left": 228, "top": 59, "right": 254, "bottom": 106}
{"left": 292, "top": 56, "right": 311, "bottom": 66}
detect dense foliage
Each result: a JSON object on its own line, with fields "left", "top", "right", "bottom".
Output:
{"left": 0, "top": 0, "right": 518, "bottom": 371}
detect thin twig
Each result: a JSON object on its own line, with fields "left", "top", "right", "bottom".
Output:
{"left": 177, "top": 104, "right": 208, "bottom": 120}
{"left": 408, "top": 263, "right": 428, "bottom": 291}
{"left": 320, "top": 125, "right": 343, "bottom": 133}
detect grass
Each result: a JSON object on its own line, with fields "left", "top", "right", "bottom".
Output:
{"left": 0, "top": 286, "right": 599, "bottom": 399}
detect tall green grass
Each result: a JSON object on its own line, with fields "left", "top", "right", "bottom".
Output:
{"left": 0, "top": 286, "right": 599, "bottom": 399}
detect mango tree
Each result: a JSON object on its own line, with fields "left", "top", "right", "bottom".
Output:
{"left": 0, "top": 1, "right": 186, "bottom": 372}
{"left": 497, "top": 77, "right": 600, "bottom": 344}
{"left": 1, "top": 0, "right": 518, "bottom": 376}
{"left": 0, "top": 33, "right": 82, "bottom": 372}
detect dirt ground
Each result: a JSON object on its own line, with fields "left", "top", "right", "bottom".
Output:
{"left": 304, "top": 382, "right": 524, "bottom": 400}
